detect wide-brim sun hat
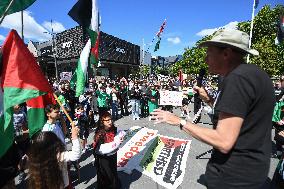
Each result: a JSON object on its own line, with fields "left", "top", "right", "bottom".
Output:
{"left": 198, "top": 29, "right": 259, "bottom": 56}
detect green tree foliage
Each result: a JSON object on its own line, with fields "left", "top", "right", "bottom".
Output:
{"left": 138, "top": 65, "right": 150, "bottom": 78}
{"left": 170, "top": 35, "right": 210, "bottom": 76}
{"left": 238, "top": 5, "right": 284, "bottom": 76}
{"left": 173, "top": 5, "right": 284, "bottom": 77}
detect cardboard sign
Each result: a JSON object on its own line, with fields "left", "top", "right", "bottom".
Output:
{"left": 60, "top": 72, "right": 72, "bottom": 81}
{"left": 159, "top": 90, "right": 183, "bottom": 106}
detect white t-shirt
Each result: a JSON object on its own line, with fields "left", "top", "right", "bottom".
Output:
{"left": 42, "top": 121, "right": 65, "bottom": 145}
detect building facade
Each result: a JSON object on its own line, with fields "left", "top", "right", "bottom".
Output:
{"left": 30, "top": 26, "right": 140, "bottom": 80}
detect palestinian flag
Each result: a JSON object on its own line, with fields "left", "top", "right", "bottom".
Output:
{"left": 0, "top": 0, "right": 36, "bottom": 17}
{"left": 156, "top": 19, "right": 166, "bottom": 37}
{"left": 154, "top": 37, "right": 161, "bottom": 52}
{"left": 68, "top": 0, "right": 100, "bottom": 96}
{"left": 26, "top": 93, "right": 56, "bottom": 136}
{"left": 72, "top": 39, "right": 92, "bottom": 97}
{"left": 154, "top": 20, "right": 166, "bottom": 52}
{"left": 0, "top": 30, "right": 54, "bottom": 157}
{"left": 254, "top": 0, "right": 259, "bottom": 9}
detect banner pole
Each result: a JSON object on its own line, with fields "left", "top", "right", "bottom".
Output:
{"left": 247, "top": 0, "right": 256, "bottom": 63}
{"left": 53, "top": 93, "right": 75, "bottom": 128}
{"left": 0, "top": 0, "right": 16, "bottom": 26}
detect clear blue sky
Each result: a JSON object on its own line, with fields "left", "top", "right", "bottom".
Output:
{"left": 0, "top": 0, "right": 282, "bottom": 57}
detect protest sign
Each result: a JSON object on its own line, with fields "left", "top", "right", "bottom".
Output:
{"left": 137, "top": 135, "right": 191, "bottom": 189}
{"left": 60, "top": 72, "right": 72, "bottom": 81}
{"left": 159, "top": 90, "right": 183, "bottom": 106}
{"left": 117, "top": 127, "right": 158, "bottom": 173}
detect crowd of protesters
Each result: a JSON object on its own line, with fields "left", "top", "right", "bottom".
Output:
{"left": 1, "top": 72, "right": 284, "bottom": 188}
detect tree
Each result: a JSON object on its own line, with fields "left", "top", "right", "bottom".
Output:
{"left": 171, "top": 36, "right": 210, "bottom": 76}
{"left": 176, "top": 4, "right": 284, "bottom": 77}
{"left": 238, "top": 5, "right": 284, "bottom": 76}
{"left": 138, "top": 65, "right": 150, "bottom": 78}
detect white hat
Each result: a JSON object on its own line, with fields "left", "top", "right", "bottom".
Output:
{"left": 199, "top": 29, "right": 259, "bottom": 56}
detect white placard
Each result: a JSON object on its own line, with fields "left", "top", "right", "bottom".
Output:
{"left": 60, "top": 72, "right": 72, "bottom": 81}
{"left": 159, "top": 90, "right": 183, "bottom": 106}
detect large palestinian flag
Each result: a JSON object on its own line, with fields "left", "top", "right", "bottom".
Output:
{"left": 68, "top": 0, "right": 100, "bottom": 97}
{"left": 0, "top": 30, "right": 54, "bottom": 157}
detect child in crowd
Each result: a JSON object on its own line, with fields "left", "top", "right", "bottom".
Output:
{"left": 29, "top": 126, "right": 81, "bottom": 189}
{"left": 74, "top": 104, "right": 89, "bottom": 153}
{"left": 42, "top": 104, "right": 67, "bottom": 145}
{"left": 13, "top": 104, "right": 29, "bottom": 184}
{"left": 93, "top": 112, "right": 126, "bottom": 189}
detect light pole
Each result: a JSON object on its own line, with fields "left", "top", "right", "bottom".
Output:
{"left": 44, "top": 20, "right": 59, "bottom": 80}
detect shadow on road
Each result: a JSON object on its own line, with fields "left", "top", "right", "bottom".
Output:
{"left": 118, "top": 169, "right": 142, "bottom": 189}
{"left": 197, "top": 174, "right": 207, "bottom": 187}
{"left": 71, "top": 150, "right": 97, "bottom": 188}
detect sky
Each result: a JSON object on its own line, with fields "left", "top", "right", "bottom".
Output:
{"left": 0, "top": 0, "right": 282, "bottom": 57}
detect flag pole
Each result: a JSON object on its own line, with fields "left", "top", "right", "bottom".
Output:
{"left": 53, "top": 93, "right": 75, "bottom": 128}
{"left": 0, "top": 0, "right": 16, "bottom": 26}
{"left": 21, "top": 10, "right": 24, "bottom": 40}
{"left": 247, "top": 0, "right": 257, "bottom": 63}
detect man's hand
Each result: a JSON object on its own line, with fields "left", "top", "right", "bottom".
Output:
{"left": 278, "top": 131, "right": 284, "bottom": 137}
{"left": 150, "top": 109, "right": 180, "bottom": 125}
{"left": 276, "top": 120, "right": 284, "bottom": 125}
{"left": 193, "top": 86, "right": 210, "bottom": 102}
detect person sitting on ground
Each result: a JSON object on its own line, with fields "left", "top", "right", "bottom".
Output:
{"left": 28, "top": 126, "right": 81, "bottom": 189}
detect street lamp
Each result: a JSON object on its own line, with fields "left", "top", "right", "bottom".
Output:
{"left": 43, "top": 20, "right": 59, "bottom": 81}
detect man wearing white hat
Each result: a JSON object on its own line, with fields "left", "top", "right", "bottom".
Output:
{"left": 151, "top": 29, "right": 275, "bottom": 189}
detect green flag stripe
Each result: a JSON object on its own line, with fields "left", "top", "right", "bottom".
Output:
{"left": 87, "top": 29, "right": 98, "bottom": 46}
{"left": 27, "top": 107, "right": 46, "bottom": 136}
{"left": 0, "top": 0, "right": 36, "bottom": 17}
{"left": 4, "top": 87, "right": 46, "bottom": 110}
{"left": 3, "top": 87, "right": 46, "bottom": 130}
{"left": 75, "top": 58, "right": 87, "bottom": 97}
{"left": 0, "top": 109, "right": 14, "bottom": 158}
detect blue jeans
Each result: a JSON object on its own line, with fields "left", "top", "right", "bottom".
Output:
{"left": 131, "top": 99, "right": 140, "bottom": 119}
{"left": 111, "top": 101, "right": 118, "bottom": 120}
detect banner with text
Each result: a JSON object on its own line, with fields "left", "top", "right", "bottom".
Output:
{"left": 117, "top": 127, "right": 158, "bottom": 173}
{"left": 159, "top": 90, "right": 183, "bottom": 106}
{"left": 137, "top": 135, "right": 191, "bottom": 189}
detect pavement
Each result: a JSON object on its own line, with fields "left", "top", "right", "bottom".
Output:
{"left": 17, "top": 103, "right": 279, "bottom": 189}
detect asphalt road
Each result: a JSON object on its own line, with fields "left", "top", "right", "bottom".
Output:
{"left": 71, "top": 104, "right": 279, "bottom": 189}
{"left": 16, "top": 103, "right": 279, "bottom": 189}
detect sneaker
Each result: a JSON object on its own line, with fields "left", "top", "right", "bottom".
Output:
{"left": 17, "top": 171, "right": 26, "bottom": 185}
{"left": 92, "top": 158, "right": 96, "bottom": 166}
{"left": 85, "top": 145, "right": 91, "bottom": 150}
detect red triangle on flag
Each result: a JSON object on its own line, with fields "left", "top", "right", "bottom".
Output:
{"left": 1, "top": 30, "right": 53, "bottom": 93}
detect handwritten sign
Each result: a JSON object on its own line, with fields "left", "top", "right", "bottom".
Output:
{"left": 60, "top": 72, "right": 72, "bottom": 81}
{"left": 159, "top": 90, "right": 183, "bottom": 106}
